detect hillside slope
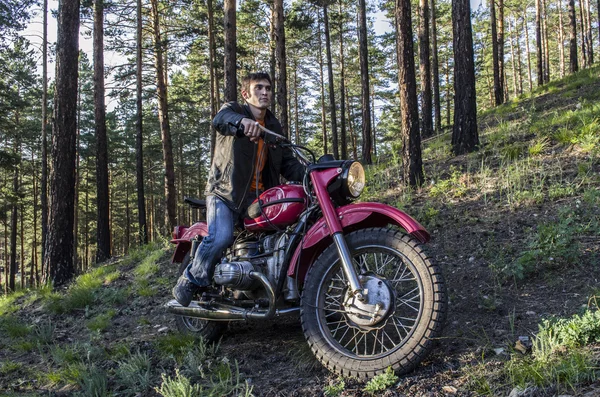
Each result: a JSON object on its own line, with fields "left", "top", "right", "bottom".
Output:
{"left": 1, "top": 67, "right": 599, "bottom": 396}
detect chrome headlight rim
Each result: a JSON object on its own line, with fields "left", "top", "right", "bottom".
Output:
{"left": 343, "top": 161, "right": 366, "bottom": 199}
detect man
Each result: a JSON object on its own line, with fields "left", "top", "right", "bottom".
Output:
{"left": 173, "top": 72, "right": 305, "bottom": 307}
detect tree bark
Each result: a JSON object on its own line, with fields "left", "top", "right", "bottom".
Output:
{"left": 579, "top": 0, "right": 587, "bottom": 68}
{"left": 323, "top": 5, "right": 339, "bottom": 159}
{"left": 395, "top": 0, "right": 423, "bottom": 186}
{"left": 569, "top": 0, "right": 579, "bottom": 72}
{"left": 491, "top": 0, "right": 502, "bottom": 105}
{"left": 515, "top": 16, "right": 524, "bottom": 94}
{"left": 558, "top": 0, "right": 566, "bottom": 77}
{"left": 524, "top": 8, "right": 533, "bottom": 90}
{"left": 497, "top": 0, "right": 505, "bottom": 99}
{"left": 508, "top": 18, "right": 518, "bottom": 97}
{"left": 274, "top": 0, "right": 288, "bottom": 137}
{"left": 338, "top": 3, "right": 347, "bottom": 160}
{"left": 318, "top": 10, "right": 328, "bottom": 155}
{"left": 207, "top": 0, "right": 217, "bottom": 161}
{"left": 136, "top": 0, "right": 148, "bottom": 245}
{"left": 9, "top": 138, "right": 19, "bottom": 292}
{"left": 358, "top": 0, "right": 372, "bottom": 163}
{"left": 151, "top": 0, "right": 177, "bottom": 232}
{"left": 41, "top": 0, "right": 48, "bottom": 273}
{"left": 535, "top": 0, "right": 544, "bottom": 85}
{"left": 45, "top": 0, "right": 79, "bottom": 286}
{"left": 542, "top": 0, "right": 550, "bottom": 82}
{"left": 430, "top": 0, "right": 442, "bottom": 134}
{"left": 585, "top": 0, "right": 593, "bottom": 64}
{"left": 419, "top": 0, "right": 433, "bottom": 138}
{"left": 451, "top": 0, "right": 479, "bottom": 154}
{"left": 94, "top": 0, "right": 111, "bottom": 262}
{"left": 224, "top": 0, "right": 237, "bottom": 102}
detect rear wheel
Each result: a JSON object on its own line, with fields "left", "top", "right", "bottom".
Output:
{"left": 300, "top": 227, "right": 446, "bottom": 379}
{"left": 174, "top": 252, "right": 227, "bottom": 342}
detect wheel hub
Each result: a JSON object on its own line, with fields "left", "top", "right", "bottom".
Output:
{"left": 343, "top": 274, "right": 394, "bottom": 328}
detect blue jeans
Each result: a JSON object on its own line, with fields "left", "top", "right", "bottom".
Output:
{"left": 185, "top": 195, "right": 236, "bottom": 287}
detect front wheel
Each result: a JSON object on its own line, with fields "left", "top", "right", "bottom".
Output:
{"left": 174, "top": 252, "right": 227, "bottom": 342}
{"left": 300, "top": 227, "right": 447, "bottom": 379}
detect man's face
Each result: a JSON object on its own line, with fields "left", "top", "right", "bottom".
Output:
{"left": 242, "top": 79, "right": 272, "bottom": 110}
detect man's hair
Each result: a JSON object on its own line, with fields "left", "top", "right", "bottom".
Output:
{"left": 241, "top": 72, "right": 272, "bottom": 93}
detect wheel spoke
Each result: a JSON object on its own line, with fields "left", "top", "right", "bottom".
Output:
{"left": 318, "top": 243, "right": 424, "bottom": 359}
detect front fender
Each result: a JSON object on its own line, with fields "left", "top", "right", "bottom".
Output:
{"left": 170, "top": 222, "right": 209, "bottom": 263}
{"left": 287, "top": 202, "right": 429, "bottom": 282}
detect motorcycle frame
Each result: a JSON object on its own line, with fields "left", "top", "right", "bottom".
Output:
{"left": 170, "top": 163, "right": 430, "bottom": 301}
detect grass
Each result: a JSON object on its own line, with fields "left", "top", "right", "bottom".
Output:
{"left": 1, "top": 66, "right": 600, "bottom": 397}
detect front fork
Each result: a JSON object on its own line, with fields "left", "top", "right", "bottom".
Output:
{"left": 332, "top": 233, "right": 365, "bottom": 301}
{"left": 310, "top": 169, "right": 365, "bottom": 301}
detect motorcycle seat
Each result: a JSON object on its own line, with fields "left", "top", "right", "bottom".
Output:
{"left": 184, "top": 197, "right": 206, "bottom": 209}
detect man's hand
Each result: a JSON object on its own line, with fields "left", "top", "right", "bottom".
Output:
{"left": 240, "top": 118, "right": 262, "bottom": 143}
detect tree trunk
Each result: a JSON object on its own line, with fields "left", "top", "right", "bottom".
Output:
{"left": 136, "top": 0, "right": 148, "bottom": 245}
{"left": 395, "top": 0, "right": 423, "bottom": 186}
{"left": 524, "top": 8, "right": 533, "bottom": 90}
{"left": 445, "top": 55, "right": 451, "bottom": 127}
{"left": 345, "top": 86, "right": 358, "bottom": 160}
{"left": 41, "top": 0, "right": 49, "bottom": 273}
{"left": 508, "top": 18, "right": 518, "bottom": 97}
{"left": 558, "top": 0, "right": 566, "bottom": 77}
{"left": 207, "top": 0, "right": 217, "bottom": 160}
{"left": 535, "top": 0, "right": 544, "bottom": 85}
{"left": 579, "top": 0, "right": 588, "bottom": 69}
{"left": 515, "top": 15, "right": 524, "bottom": 95}
{"left": 32, "top": 150, "right": 39, "bottom": 286}
{"left": 542, "top": 0, "right": 550, "bottom": 82}
{"left": 46, "top": 0, "right": 79, "bottom": 286}
{"left": 324, "top": 6, "right": 339, "bottom": 159}
{"left": 358, "top": 0, "right": 372, "bottom": 163}
{"left": 293, "top": 63, "right": 299, "bottom": 144}
{"left": 585, "top": 0, "right": 593, "bottom": 64}
{"left": 569, "top": 0, "right": 579, "bottom": 72}
{"left": 419, "top": 0, "right": 433, "bottom": 138}
{"left": 74, "top": 89, "right": 80, "bottom": 271}
{"left": 9, "top": 138, "right": 19, "bottom": 292}
{"left": 151, "top": 0, "right": 177, "bottom": 232}
{"left": 318, "top": 10, "right": 328, "bottom": 155}
{"left": 338, "top": 4, "right": 347, "bottom": 160}
{"left": 270, "top": 7, "right": 276, "bottom": 114}
{"left": 84, "top": 164, "right": 89, "bottom": 270}
{"left": 497, "top": 0, "right": 505, "bottom": 100}
{"left": 597, "top": 0, "right": 600, "bottom": 54}
{"left": 491, "top": 0, "right": 502, "bottom": 105}
{"left": 223, "top": 0, "right": 237, "bottom": 102}
{"left": 94, "top": 0, "right": 111, "bottom": 262}
{"left": 452, "top": 0, "right": 479, "bottom": 154}
{"left": 274, "top": 0, "right": 288, "bottom": 137}
{"left": 430, "top": 0, "right": 442, "bottom": 134}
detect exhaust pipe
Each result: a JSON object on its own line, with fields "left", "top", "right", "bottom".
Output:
{"left": 166, "top": 271, "right": 292, "bottom": 321}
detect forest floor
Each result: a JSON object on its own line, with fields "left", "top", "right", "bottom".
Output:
{"left": 1, "top": 68, "right": 600, "bottom": 396}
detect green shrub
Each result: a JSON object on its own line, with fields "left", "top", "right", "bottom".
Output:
{"left": 364, "top": 367, "right": 398, "bottom": 395}
{"left": 155, "top": 370, "right": 203, "bottom": 397}
{"left": 86, "top": 309, "right": 116, "bottom": 332}
{"left": 324, "top": 378, "right": 346, "bottom": 397}
{"left": 115, "top": 351, "right": 152, "bottom": 395}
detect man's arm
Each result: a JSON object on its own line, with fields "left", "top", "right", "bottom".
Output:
{"left": 212, "top": 102, "right": 246, "bottom": 136}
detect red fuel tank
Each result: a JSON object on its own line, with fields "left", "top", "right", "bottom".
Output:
{"left": 244, "top": 184, "right": 307, "bottom": 232}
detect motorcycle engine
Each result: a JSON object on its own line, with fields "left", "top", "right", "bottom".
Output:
{"left": 213, "top": 233, "right": 289, "bottom": 293}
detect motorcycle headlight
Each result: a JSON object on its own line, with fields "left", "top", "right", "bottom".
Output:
{"left": 345, "top": 161, "right": 365, "bottom": 198}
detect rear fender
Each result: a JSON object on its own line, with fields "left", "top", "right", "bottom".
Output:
{"left": 287, "top": 202, "right": 429, "bottom": 283}
{"left": 170, "top": 222, "right": 208, "bottom": 263}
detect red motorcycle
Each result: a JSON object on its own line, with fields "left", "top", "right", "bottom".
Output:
{"left": 166, "top": 127, "right": 447, "bottom": 379}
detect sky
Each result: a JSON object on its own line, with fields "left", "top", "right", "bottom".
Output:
{"left": 20, "top": 0, "right": 484, "bottom": 110}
